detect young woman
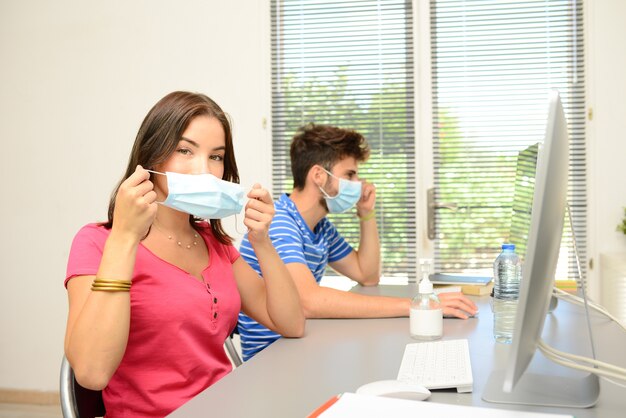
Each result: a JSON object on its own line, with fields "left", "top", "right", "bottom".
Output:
{"left": 64, "top": 91, "right": 305, "bottom": 417}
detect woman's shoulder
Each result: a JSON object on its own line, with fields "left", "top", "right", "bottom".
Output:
{"left": 75, "top": 222, "right": 110, "bottom": 238}
{"left": 71, "top": 222, "right": 111, "bottom": 246}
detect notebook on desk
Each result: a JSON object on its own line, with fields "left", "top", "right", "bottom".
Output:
{"left": 429, "top": 273, "right": 493, "bottom": 286}
{"left": 435, "top": 282, "right": 494, "bottom": 296}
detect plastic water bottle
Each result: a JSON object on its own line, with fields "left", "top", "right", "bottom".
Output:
{"left": 493, "top": 243, "right": 522, "bottom": 344}
{"left": 410, "top": 275, "right": 443, "bottom": 340}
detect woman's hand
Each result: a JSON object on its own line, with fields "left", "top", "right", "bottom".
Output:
{"left": 112, "top": 165, "right": 157, "bottom": 241}
{"left": 438, "top": 292, "right": 479, "bottom": 319}
{"left": 244, "top": 184, "right": 275, "bottom": 246}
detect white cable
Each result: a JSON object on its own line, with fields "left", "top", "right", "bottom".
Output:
{"left": 539, "top": 340, "right": 626, "bottom": 384}
{"left": 538, "top": 341, "right": 626, "bottom": 382}
{"left": 545, "top": 288, "right": 626, "bottom": 387}
{"left": 540, "top": 343, "right": 626, "bottom": 388}
{"left": 539, "top": 345, "right": 626, "bottom": 382}
{"left": 552, "top": 287, "right": 626, "bottom": 332}
{"left": 538, "top": 340, "right": 626, "bottom": 375}
{"left": 602, "top": 377, "right": 626, "bottom": 389}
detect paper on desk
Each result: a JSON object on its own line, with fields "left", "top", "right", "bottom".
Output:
{"left": 317, "top": 393, "right": 573, "bottom": 418}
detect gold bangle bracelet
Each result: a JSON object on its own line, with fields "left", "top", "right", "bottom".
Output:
{"left": 91, "top": 286, "right": 131, "bottom": 292}
{"left": 358, "top": 210, "right": 376, "bottom": 222}
{"left": 91, "top": 277, "right": 131, "bottom": 292}
{"left": 93, "top": 278, "right": 132, "bottom": 285}
{"left": 91, "top": 284, "right": 131, "bottom": 290}
{"left": 91, "top": 286, "right": 130, "bottom": 290}
{"left": 91, "top": 283, "right": 131, "bottom": 289}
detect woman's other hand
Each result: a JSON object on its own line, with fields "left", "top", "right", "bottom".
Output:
{"left": 244, "top": 184, "right": 275, "bottom": 245}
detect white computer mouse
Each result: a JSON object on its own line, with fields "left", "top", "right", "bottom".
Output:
{"left": 356, "top": 379, "right": 431, "bottom": 401}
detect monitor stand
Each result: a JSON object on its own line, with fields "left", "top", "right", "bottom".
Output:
{"left": 482, "top": 204, "right": 600, "bottom": 408}
{"left": 482, "top": 359, "right": 600, "bottom": 408}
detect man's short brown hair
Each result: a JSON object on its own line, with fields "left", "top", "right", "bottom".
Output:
{"left": 290, "top": 123, "right": 370, "bottom": 190}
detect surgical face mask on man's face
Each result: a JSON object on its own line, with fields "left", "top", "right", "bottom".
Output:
{"left": 318, "top": 168, "right": 362, "bottom": 214}
{"left": 148, "top": 170, "right": 245, "bottom": 219}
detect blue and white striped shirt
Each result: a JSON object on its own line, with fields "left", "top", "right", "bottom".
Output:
{"left": 237, "top": 193, "right": 353, "bottom": 360}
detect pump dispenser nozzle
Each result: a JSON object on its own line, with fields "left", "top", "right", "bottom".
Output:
{"left": 419, "top": 274, "right": 434, "bottom": 294}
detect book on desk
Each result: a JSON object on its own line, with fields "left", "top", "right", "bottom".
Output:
{"left": 429, "top": 273, "right": 493, "bottom": 296}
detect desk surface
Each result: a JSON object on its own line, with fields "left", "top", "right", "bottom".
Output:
{"left": 170, "top": 285, "right": 626, "bottom": 417}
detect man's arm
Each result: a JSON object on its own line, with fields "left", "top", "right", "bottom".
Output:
{"left": 289, "top": 262, "right": 478, "bottom": 319}
{"left": 287, "top": 262, "right": 409, "bottom": 318}
{"left": 329, "top": 213, "right": 380, "bottom": 286}
{"left": 329, "top": 181, "right": 380, "bottom": 286}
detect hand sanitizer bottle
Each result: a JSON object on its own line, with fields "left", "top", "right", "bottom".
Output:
{"left": 410, "top": 275, "right": 443, "bottom": 340}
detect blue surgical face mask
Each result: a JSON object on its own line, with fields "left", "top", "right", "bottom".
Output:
{"left": 319, "top": 168, "right": 362, "bottom": 214}
{"left": 148, "top": 170, "right": 245, "bottom": 219}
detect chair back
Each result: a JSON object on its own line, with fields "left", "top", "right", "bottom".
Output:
{"left": 224, "top": 335, "right": 243, "bottom": 367}
{"left": 60, "top": 355, "right": 106, "bottom": 418}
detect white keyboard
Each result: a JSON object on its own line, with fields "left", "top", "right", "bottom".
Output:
{"left": 397, "top": 339, "right": 473, "bottom": 393}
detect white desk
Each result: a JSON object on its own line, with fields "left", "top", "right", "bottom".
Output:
{"left": 169, "top": 285, "right": 626, "bottom": 417}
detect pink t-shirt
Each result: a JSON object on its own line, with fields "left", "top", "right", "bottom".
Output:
{"left": 65, "top": 223, "right": 241, "bottom": 417}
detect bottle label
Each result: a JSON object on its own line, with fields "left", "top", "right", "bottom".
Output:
{"left": 410, "top": 308, "right": 443, "bottom": 337}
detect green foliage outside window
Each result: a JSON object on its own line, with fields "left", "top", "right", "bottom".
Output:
{"left": 275, "top": 71, "right": 416, "bottom": 275}
{"left": 618, "top": 208, "right": 626, "bottom": 235}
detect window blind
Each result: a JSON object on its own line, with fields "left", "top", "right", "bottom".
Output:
{"left": 430, "top": 0, "right": 586, "bottom": 281}
{"left": 271, "top": 0, "right": 417, "bottom": 277}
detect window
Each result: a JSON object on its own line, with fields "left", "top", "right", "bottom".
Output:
{"left": 271, "top": 0, "right": 586, "bottom": 282}
{"left": 430, "top": 0, "right": 586, "bottom": 281}
{"left": 271, "top": 0, "right": 417, "bottom": 278}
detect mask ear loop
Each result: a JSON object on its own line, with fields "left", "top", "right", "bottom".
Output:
{"left": 145, "top": 170, "right": 167, "bottom": 205}
{"left": 316, "top": 166, "right": 339, "bottom": 199}
{"left": 231, "top": 185, "right": 266, "bottom": 236}
{"left": 234, "top": 184, "right": 250, "bottom": 236}
{"left": 233, "top": 213, "right": 246, "bottom": 236}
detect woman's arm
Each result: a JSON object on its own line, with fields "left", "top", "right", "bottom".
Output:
{"left": 64, "top": 166, "right": 156, "bottom": 390}
{"left": 234, "top": 185, "right": 305, "bottom": 337}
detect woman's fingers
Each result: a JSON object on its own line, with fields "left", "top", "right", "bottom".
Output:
{"left": 245, "top": 184, "right": 275, "bottom": 221}
{"left": 247, "top": 183, "right": 273, "bottom": 205}
{"left": 246, "top": 198, "right": 274, "bottom": 218}
{"left": 143, "top": 190, "right": 157, "bottom": 205}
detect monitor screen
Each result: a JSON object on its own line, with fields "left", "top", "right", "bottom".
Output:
{"left": 482, "top": 90, "right": 599, "bottom": 408}
{"left": 508, "top": 142, "right": 539, "bottom": 262}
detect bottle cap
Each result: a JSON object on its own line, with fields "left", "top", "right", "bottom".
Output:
{"left": 419, "top": 275, "right": 433, "bottom": 293}
{"left": 502, "top": 243, "right": 515, "bottom": 250}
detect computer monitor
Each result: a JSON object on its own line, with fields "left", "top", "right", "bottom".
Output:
{"left": 482, "top": 90, "right": 599, "bottom": 408}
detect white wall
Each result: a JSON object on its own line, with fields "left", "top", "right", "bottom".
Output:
{"left": 0, "top": 0, "right": 624, "bottom": 395}
{"left": 585, "top": 0, "right": 626, "bottom": 302}
{"left": 0, "top": 0, "right": 271, "bottom": 392}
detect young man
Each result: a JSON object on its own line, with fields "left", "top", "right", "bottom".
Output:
{"left": 237, "top": 123, "right": 477, "bottom": 360}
